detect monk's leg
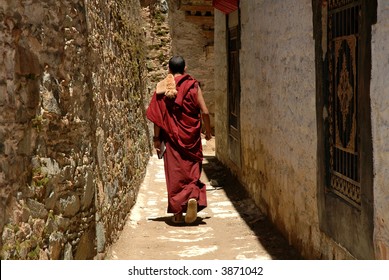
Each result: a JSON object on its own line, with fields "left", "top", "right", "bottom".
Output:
{"left": 163, "top": 142, "right": 207, "bottom": 215}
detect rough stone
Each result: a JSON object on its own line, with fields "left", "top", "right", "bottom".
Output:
{"left": 96, "top": 222, "right": 106, "bottom": 253}
{"left": 26, "top": 199, "right": 48, "bottom": 220}
{"left": 39, "top": 249, "right": 49, "bottom": 260}
{"left": 49, "top": 232, "right": 64, "bottom": 260}
{"left": 41, "top": 89, "right": 61, "bottom": 115}
{"left": 18, "top": 240, "right": 31, "bottom": 259}
{"left": 39, "top": 158, "right": 61, "bottom": 177}
{"left": 15, "top": 223, "right": 32, "bottom": 242}
{"left": 32, "top": 219, "right": 45, "bottom": 238}
{"left": 58, "top": 195, "right": 80, "bottom": 217}
{"left": 1, "top": 227, "right": 15, "bottom": 247}
{"left": 81, "top": 171, "right": 94, "bottom": 210}
{"left": 64, "top": 243, "right": 73, "bottom": 260}
{"left": 74, "top": 227, "right": 95, "bottom": 260}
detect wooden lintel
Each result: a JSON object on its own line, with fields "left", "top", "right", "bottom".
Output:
{"left": 180, "top": 5, "right": 214, "bottom": 13}
{"left": 185, "top": 15, "right": 214, "bottom": 26}
{"left": 202, "top": 30, "right": 214, "bottom": 39}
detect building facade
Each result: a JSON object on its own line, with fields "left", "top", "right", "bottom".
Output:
{"left": 214, "top": 0, "right": 388, "bottom": 259}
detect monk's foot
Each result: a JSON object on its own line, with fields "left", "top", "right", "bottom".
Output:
{"left": 185, "top": 198, "right": 198, "bottom": 224}
{"left": 171, "top": 213, "right": 184, "bottom": 224}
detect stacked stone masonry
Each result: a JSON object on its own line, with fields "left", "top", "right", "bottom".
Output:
{"left": 167, "top": 0, "right": 215, "bottom": 131}
{"left": 0, "top": 0, "right": 150, "bottom": 259}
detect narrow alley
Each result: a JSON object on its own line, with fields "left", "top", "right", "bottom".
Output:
{"left": 105, "top": 138, "right": 301, "bottom": 260}
{"left": 3, "top": 0, "right": 389, "bottom": 265}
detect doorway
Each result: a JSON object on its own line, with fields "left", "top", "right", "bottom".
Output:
{"left": 227, "top": 9, "right": 241, "bottom": 167}
{"left": 315, "top": 0, "right": 377, "bottom": 259}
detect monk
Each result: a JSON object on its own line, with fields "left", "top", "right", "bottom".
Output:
{"left": 146, "top": 56, "right": 212, "bottom": 224}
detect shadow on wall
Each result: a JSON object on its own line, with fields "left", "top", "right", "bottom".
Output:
{"left": 202, "top": 156, "right": 303, "bottom": 260}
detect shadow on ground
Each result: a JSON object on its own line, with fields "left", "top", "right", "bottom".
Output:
{"left": 202, "top": 155, "right": 303, "bottom": 260}
{"left": 148, "top": 216, "right": 211, "bottom": 227}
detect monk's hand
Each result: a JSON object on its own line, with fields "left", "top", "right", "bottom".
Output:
{"left": 205, "top": 131, "right": 212, "bottom": 140}
{"left": 153, "top": 139, "right": 161, "bottom": 152}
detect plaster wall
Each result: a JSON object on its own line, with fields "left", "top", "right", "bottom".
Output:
{"left": 371, "top": 0, "right": 389, "bottom": 260}
{"left": 215, "top": 0, "right": 356, "bottom": 259}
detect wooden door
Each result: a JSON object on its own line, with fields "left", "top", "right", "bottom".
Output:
{"left": 227, "top": 10, "right": 241, "bottom": 167}
{"left": 317, "top": 0, "right": 376, "bottom": 259}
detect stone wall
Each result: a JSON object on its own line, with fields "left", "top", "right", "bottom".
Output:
{"left": 139, "top": 0, "right": 173, "bottom": 154}
{"left": 0, "top": 0, "right": 149, "bottom": 259}
{"left": 88, "top": 0, "right": 150, "bottom": 259}
{"left": 167, "top": 0, "right": 215, "bottom": 131}
{"left": 141, "top": 0, "right": 172, "bottom": 96}
{"left": 371, "top": 0, "right": 389, "bottom": 260}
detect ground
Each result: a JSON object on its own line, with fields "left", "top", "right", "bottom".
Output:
{"left": 105, "top": 136, "right": 302, "bottom": 260}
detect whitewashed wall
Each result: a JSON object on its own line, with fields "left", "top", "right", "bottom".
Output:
{"left": 215, "top": 0, "right": 357, "bottom": 259}
{"left": 239, "top": 0, "right": 321, "bottom": 258}
{"left": 214, "top": 9, "right": 229, "bottom": 165}
{"left": 371, "top": 0, "right": 389, "bottom": 260}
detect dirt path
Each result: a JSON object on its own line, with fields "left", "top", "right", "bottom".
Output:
{"left": 105, "top": 138, "right": 302, "bottom": 260}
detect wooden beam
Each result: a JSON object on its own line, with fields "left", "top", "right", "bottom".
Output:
{"left": 179, "top": 5, "right": 214, "bottom": 13}
{"left": 202, "top": 30, "right": 214, "bottom": 40}
{"left": 185, "top": 15, "right": 214, "bottom": 26}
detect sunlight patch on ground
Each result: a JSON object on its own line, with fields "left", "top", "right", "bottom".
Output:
{"left": 157, "top": 235, "right": 213, "bottom": 243}
{"left": 210, "top": 201, "right": 234, "bottom": 207}
{"left": 155, "top": 173, "right": 166, "bottom": 182}
{"left": 209, "top": 191, "right": 223, "bottom": 197}
{"left": 108, "top": 251, "right": 119, "bottom": 260}
{"left": 236, "top": 254, "right": 271, "bottom": 260}
{"left": 213, "top": 212, "right": 240, "bottom": 218}
{"left": 147, "top": 201, "right": 157, "bottom": 206}
{"left": 127, "top": 198, "right": 144, "bottom": 227}
{"left": 177, "top": 245, "right": 218, "bottom": 258}
{"left": 210, "top": 207, "right": 232, "bottom": 213}
{"left": 169, "top": 227, "right": 213, "bottom": 235}
{"left": 211, "top": 206, "right": 239, "bottom": 219}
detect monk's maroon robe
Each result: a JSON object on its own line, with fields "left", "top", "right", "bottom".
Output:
{"left": 146, "top": 74, "right": 207, "bottom": 214}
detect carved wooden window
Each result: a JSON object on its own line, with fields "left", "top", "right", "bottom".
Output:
{"left": 327, "top": 0, "right": 361, "bottom": 208}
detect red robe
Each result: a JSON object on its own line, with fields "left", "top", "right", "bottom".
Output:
{"left": 146, "top": 74, "right": 207, "bottom": 214}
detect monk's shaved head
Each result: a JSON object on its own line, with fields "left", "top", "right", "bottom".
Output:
{"left": 169, "top": 56, "right": 185, "bottom": 74}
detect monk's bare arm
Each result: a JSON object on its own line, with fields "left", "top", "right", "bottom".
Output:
{"left": 197, "top": 86, "right": 212, "bottom": 140}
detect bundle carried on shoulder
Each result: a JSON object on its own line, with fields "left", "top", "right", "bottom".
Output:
{"left": 156, "top": 74, "right": 177, "bottom": 98}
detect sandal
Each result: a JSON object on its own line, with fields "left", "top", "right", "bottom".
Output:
{"left": 171, "top": 213, "right": 184, "bottom": 224}
{"left": 185, "top": 198, "right": 198, "bottom": 224}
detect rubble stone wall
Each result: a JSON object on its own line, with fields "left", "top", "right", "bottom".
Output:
{"left": 167, "top": 0, "right": 215, "bottom": 131}
{"left": 0, "top": 0, "right": 149, "bottom": 259}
